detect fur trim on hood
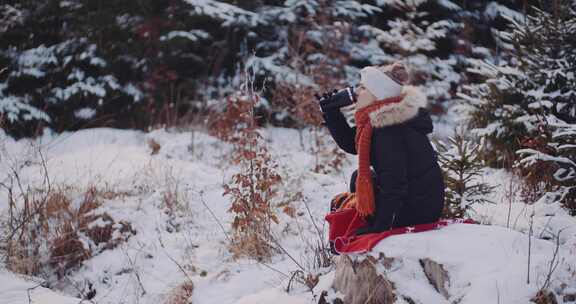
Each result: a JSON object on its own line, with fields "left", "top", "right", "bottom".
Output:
{"left": 368, "top": 85, "right": 427, "bottom": 128}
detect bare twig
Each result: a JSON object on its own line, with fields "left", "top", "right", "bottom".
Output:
{"left": 193, "top": 188, "right": 291, "bottom": 280}
{"left": 0, "top": 179, "right": 15, "bottom": 233}
{"left": 286, "top": 270, "right": 305, "bottom": 293}
{"left": 538, "top": 216, "right": 554, "bottom": 239}
{"left": 268, "top": 234, "right": 305, "bottom": 272}
{"left": 506, "top": 172, "right": 514, "bottom": 228}
{"left": 496, "top": 280, "right": 501, "bottom": 304}
{"left": 513, "top": 202, "right": 529, "bottom": 231}
{"left": 196, "top": 189, "right": 231, "bottom": 242}
{"left": 123, "top": 249, "right": 146, "bottom": 296}
{"left": 26, "top": 283, "right": 41, "bottom": 304}
{"left": 38, "top": 147, "right": 51, "bottom": 195}
{"left": 61, "top": 273, "right": 94, "bottom": 303}
{"left": 256, "top": 260, "right": 291, "bottom": 280}
{"left": 158, "top": 236, "right": 194, "bottom": 285}
{"left": 6, "top": 149, "right": 53, "bottom": 248}
{"left": 540, "top": 229, "right": 564, "bottom": 291}
{"left": 302, "top": 196, "right": 324, "bottom": 250}
{"left": 527, "top": 211, "right": 534, "bottom": 284}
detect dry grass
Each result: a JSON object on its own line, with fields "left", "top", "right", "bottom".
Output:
{"left": 160, "top": 169, "right": 190, "bottom": 225}
{"left": 162, "top": 187, "right": 183, "bottom": 217}
{"left": 164, "top": 280, "right": 194, "bottom": 304}
{"left": 228, "top": 231, "right": 277, "bottom": 262}
{"left": 5, "top": 186, "right": 135, "bottom": 278}
{"left": 148, "top": 138, "right": 162, "bottom": 155}
{"left": 532, "top": 290, "right": 558, "bottom": 304}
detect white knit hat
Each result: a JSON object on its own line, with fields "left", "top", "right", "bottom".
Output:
{"left": 360, "top": 63, "right": 409, "bottom": 100}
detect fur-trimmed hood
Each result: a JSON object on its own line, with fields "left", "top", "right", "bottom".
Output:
{"left": 368, "top": 85, "right": 427, "bottom": 128}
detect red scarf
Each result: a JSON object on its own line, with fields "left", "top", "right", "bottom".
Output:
{"left": 354, "top": 95, "right": 404, "bottom": 217}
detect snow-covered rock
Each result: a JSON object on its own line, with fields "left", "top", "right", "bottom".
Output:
{"left": 332, "top": 254, "right": 396, "bottom": 304}
{"left": 323, "top": 223, "right": 575, "bottom": 304}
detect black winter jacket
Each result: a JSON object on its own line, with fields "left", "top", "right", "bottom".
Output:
{"left": 323, "top": 86, "right": 445, "bottom": 234}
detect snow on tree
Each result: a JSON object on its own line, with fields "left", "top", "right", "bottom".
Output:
{"left": 460, "top": 0, "right": 576, "bottom": 213}
{"left": 0, "top": 0, "right": 552, "bottom": 137}
{"left": 184, "top": 0, "right": 261, "bottom": 27}
{"left": 362, "top": 0, "right": 464, "bottom": 113}
{"left": 0, "top": 0, "right": 263, "bottom": 137}
{"left": 0, "top": 4, "right": 23, "bottom": 34}
{"left": 518, "top": 121, "right": 576, "bottom": 215}
{"left": 245, "top": 0, "right": 381, "bottom": 125}
{"left": 0, "top": 38, "right": 142, "bottom": 137}
{"left": 459, "top": 0, "right": 576, "bottom": 164}
{"left": 248, "top": 0, "right": 381, "bottom": 86}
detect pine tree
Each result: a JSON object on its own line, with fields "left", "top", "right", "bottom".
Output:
{"left": 460, "top": 0, "right": 576, "bottom": 212}
{"left": 518, "top": 122, "right": 576, "bottom": 215}
{"left": 2, "top": 0, "right": 564, "bottom": 139}
{"left": 0, "top": 0, "right": 265, "bottom": 137}
{"left": 459, "top": 1, "right": 576, "bottom": 165}
{"left": 436, "top": 128, "right": 495, "bottom": 218}
{"left": 512, "top": 0, "right": 576, "bottom": 214}
{"left": 0, "top": 1, "right": 144, "bottom": 137}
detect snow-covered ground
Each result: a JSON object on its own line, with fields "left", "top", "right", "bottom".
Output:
{"left": 1, "top": 127, "right": 575, "bottom": 304}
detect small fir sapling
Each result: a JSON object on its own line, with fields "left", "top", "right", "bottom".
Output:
{"left": 436, "top": 128, "right": 495, "bottom": 218}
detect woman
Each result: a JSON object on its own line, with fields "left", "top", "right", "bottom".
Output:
{"left": 321, "top": 63, "right": 445, "bottom": 235}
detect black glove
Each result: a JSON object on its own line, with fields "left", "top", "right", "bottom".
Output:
{"left": 316, "top": 87, "right": 356, "bottom": 113}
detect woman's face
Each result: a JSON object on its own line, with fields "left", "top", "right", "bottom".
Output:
{"left": 355, "top": 83, "right": 376, "bottom": 111}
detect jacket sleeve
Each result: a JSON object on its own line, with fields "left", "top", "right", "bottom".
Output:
{"left": 322, "top": 109, "right": 357, "bottom": 154}
{"left": 357, "top": 127, "right": 408, "bottom": 234}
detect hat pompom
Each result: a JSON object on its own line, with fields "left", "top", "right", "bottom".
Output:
{"left": 381, "top": 62, "right": 409, "bottom": 85}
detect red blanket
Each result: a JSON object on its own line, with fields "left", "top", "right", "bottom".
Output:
{"left": 325, "top": 208, "right": 476, "bottom": 254}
